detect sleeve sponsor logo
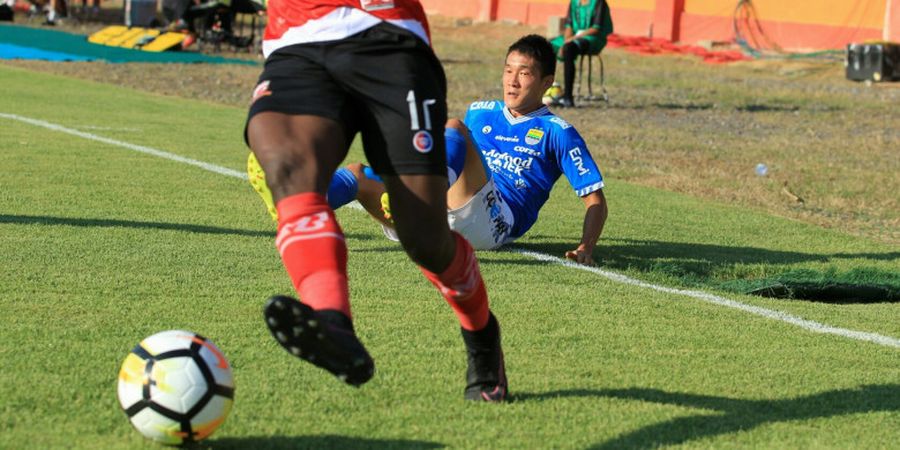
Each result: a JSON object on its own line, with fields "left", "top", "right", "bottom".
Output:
{"left": 524, "top": 128, "right": 544, "bottom": 145}
{"left": 549, "top": 117, "right": 572, "bottom": 129}
{"left": 568, "top": 147, "right": 591, "bottom": 176}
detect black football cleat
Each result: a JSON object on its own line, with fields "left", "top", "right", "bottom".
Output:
{"left": 461, "top": 313, "right": 508, "bottom": 402}
{"left": 264, "top": 295, "right": 374, "bottom": 387}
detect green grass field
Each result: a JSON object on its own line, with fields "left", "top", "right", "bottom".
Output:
{"left": 1, "top": 64, "right": 898, "bottom": 450}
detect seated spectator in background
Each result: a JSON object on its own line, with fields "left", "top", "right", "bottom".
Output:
{"left": 550, "top": 0, "right": 613, "bottom": 107}
{"left": 29, "top": 0, "right": 67, "bottom": 25}
{"left": 79, "top": 0, "right": 100, "bottom": 18}
{"left": 162, "top": 0, "right": 196, "bottom": 32}
{"left": 163, "top": 0, "right": 263, "bottom": 48}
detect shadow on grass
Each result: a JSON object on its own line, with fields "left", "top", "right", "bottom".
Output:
{"left": 2, "top": 213, "right": 385, "bottom": 241}
{"left": 206, "top": 435, "right": 444, "bottom": 449}
{"left": 653, "top": 102, "right": 715, "bottom": 111}
{"left": 0, "top": 214, "right": 276, "bottom": 238}
{"left": 503, "top": 238, "right": 900, "bottom": 302}
{"left": 514, "top": 384, "right": 899, "bottom": 449}
{"left": 516, "top": 237, "right": 899, "bottom": 272}
{"left": 736, "top": 104, "right": 800, "bottom": 112}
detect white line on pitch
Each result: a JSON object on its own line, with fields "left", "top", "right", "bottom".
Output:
{"left": 6, "top": 112, "right": 898, "bottom": 349}
{"left": 1, "top": 113, "right": 247, "bottom": 180}
{"left": 513, "top": 249, "right": 899, "bottom": 349}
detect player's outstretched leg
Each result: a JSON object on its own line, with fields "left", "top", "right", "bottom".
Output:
{"left": 385, "top": 169, "right": 508, "bottom": 401}
{"left": 418, "top": 232, "right": 508, "bottom": 402}
{"left": 263, "top": 193, "right": 374, "bottom": 387}
{"left": 247, "top": 113, "right": 372, "bottom": 387}
{"left": 264, "top": 295, "right": 374, "bottom": 386}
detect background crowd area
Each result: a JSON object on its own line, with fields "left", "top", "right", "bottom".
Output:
{"left": 0, "top": 0, "right": 266, "bottom": 51}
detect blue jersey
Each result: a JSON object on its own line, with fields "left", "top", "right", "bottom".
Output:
{"left": 464, "top": 101, "right": 605, "bottom": 239}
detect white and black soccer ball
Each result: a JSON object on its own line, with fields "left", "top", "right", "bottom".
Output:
{"left": 117, "top": 330, "right": 235, "bottom": 445}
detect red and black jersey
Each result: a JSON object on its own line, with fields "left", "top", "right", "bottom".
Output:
{"left": 263, "top": 0, "right": 431, "bottom": 57}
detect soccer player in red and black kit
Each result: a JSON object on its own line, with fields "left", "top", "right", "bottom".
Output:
{"left": 244, "top": 0, "right": 508, "bottom": 401}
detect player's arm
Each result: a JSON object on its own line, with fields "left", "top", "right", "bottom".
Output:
{"left": 575, "top": 27, "right": 600, "bottom": 38}
{"left": 565, "top": 189, "right": 607, "bottom": 266}
{"left": 553, "top": 123, "right": 606, "bottom": 265}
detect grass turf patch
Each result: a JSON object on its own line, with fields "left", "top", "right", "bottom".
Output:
{"left": 1, "top": 65, "right": 899, "bottom": 449}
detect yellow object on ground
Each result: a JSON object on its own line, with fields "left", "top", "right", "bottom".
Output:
{"left": 104, "top": 28, "right": 147, "bottom": 47}
{"left": 247, "top": 152, "right": 278, "bottom": 222}
{"left": 140, "top": 32, "right": 187, "bottom": 52}
{"left": 120, "top": 29, "right": 161, "bottom": 48}
{"left": 87, "top": 26, "right": 129, "bottom": 44}
{"left": 88, "top": 26, "right": 185, "bottom": 51}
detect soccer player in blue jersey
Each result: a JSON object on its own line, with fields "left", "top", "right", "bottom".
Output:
{"left": 250, "top": 34, "right": 608, "bottom": 265}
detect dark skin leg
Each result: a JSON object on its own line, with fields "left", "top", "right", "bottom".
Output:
{"left": 384, "top": 174, "right": 456, "bottom": 274}
{"left": 247, "top": 112, "right": 349, "bottom": 202}
{"left": 249, "top": 112, "right": 455, "bottom": 274}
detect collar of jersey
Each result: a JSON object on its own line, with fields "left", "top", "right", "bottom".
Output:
{"left": 503, "top": 105, "right": 550, "bottom": 125}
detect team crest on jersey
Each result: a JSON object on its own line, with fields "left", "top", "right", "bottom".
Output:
{"left": 251, "top": 80, "right": 272, "bottom": 104}
{"left": 413, "top": 130, "right": 433, "bottom": 153}
{"left": 482, "top": 125, "right": 492, "bottom": 134}
{"left": 525, "top": 128, "right": 544, "bottom": 145}
{"left": 361, "top": 0, "right": 394, "bottom": 11}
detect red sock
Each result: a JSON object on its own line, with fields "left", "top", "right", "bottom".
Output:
{"left": 275, "top": 193, "right": 351, "bottom": 318}
{"left": 420, "top": 232, "right": 490, "bottom": 331}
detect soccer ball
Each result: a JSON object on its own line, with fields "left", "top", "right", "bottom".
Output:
{"left": 117, "top": 330, "right": 235, "bottom": 445}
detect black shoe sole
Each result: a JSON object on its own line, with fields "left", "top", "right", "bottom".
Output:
{"left": 263, "top": 296, "right": 374, "bottom": 387}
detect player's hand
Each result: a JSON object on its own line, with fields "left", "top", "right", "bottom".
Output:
{"left": 565, "top": 246, "right": 596, "bottom": 266}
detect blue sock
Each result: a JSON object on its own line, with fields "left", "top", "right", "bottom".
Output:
{"left": 445, "top": 128, "right": 467, "bottom": 186}
{"left": 326, "top": 167, "right": 359, "bottom": 210}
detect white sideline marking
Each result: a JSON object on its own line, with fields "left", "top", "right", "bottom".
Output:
{"left": 6, "top": 112, "right": 898, "bottom": 349}
{"left": 513, "top": 250, "right": 900, "bottom": 349}
{"left": 1, "top": 113, "right": 247, "bottom": 180}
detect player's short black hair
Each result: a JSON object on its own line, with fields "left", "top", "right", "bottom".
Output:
{"left": 506, "top": 34, "right": 557, "bottom": 77}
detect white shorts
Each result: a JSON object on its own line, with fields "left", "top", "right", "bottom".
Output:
{"left": 380, "top": 178, "right": 515, "bottom": 250}
{"left": 447, "top": 178, "right": 514, "bottom": 250}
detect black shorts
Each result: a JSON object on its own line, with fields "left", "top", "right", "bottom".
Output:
{"left": 246, "top": 23, "right": 448, "bottom": 176}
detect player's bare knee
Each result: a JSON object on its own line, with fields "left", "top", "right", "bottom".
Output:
{"left": 394, "top": 227, "right": 454, "bottom": 271}
{"left": 397, "top": 236, "right": 440, "bottom": 269}
{"left": 345, "top": 163, "right": 366, "bottom": 180}
{"left": 445, "top": 118, "right": 467, "bottom": 133}
{"left": 257, "top": 153, "right": 313, "bottom": 194}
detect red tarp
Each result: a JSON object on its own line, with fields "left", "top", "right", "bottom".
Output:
{"left": 606, "top": 34, "right": 751, "bottom": 64}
